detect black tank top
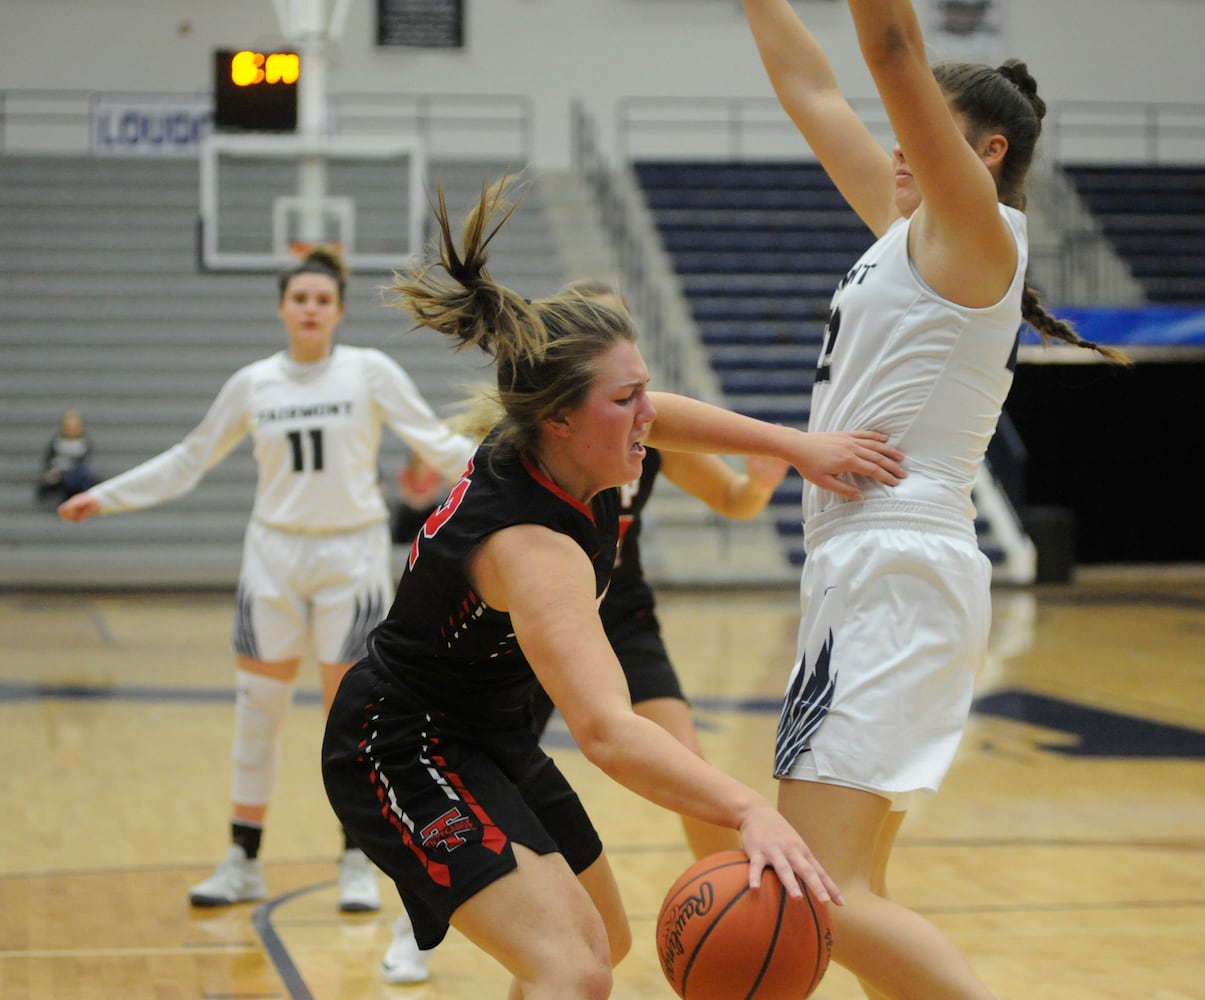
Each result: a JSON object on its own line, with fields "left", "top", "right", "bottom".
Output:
{"left": 368, "top": 442, "right": 619, "bottom": 730}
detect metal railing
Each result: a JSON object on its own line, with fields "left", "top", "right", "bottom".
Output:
{"left": 615, "top": 94, "right": 1205, "bottom": 166}
{"left": 0, "top": 88, "right": 535, "bottom": 162}
{"left": 616, "top": 95, "right": 892, "bottom": 162}
{"left": 571, "top": 99, "right": 691, "bottom": 395}
{"left": 0, "top": 89, "right": 97, "bottom": 154}
{"left": 1046, "top": 100, "right": 1205, "bottom": 165}
{"left": 614, "top": 95, "right": 1205, "bottom": 309}
{"left": 6, "top": 88, "right": 1202, "bottom": 167}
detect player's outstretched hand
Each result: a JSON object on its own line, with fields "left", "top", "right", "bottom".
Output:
{"left": 792, "top": 430, "right": 905, "bottom": 500}
{"left": 58, "top": 491, "right": 101, "bottom": 523}
{"left": 738, "top": 799, "right": 843, "bottom": 907}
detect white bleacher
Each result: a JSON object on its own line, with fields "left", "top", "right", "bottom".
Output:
{"left": 0, "top": 155, "right": 565, "bottom": 587}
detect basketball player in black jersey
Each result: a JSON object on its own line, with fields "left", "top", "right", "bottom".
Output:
{"left": 529, "top": 282, "right": 791, "bottom": 862}
{"left": 322, "top": 178, "right": 905, "bottom": 996}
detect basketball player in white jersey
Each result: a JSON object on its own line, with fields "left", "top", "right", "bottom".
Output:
{"left": 59, "top": 247, "right": 475, "bottom": 972}
{"left": 741, "top": 2, "right": 1130, "bottom": 997}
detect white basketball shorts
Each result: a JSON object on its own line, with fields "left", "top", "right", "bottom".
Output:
{"left": 775, "top": 501, "right": 992, "bottom": 807}
{"left": 232, "top": 520, "right": 393, "bottom": 664}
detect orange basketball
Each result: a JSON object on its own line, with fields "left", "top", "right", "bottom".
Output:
{"left": 655, "top": 849, "right": 832, "bottom": 1000}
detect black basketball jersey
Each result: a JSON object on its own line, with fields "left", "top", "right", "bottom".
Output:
{"left": 599, "top": 446, "right": 661, "bottom": 630}
{"left": 367, "top": 442, "right": 619, "bottom": 732}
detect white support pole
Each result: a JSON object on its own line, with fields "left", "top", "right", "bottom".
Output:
{"left": 299, "top": 0, "right": 322, "bottom": 35}
{"left": 328, "top": 0, "right": 354, "bottom": 41}
{"left": 267, "top": 0, "right": 352, "bottom": 249}
{"left": 270, "top": 0, "right": 294, "bottom": 37}
{"left": 291, "top": 0, "right": 329, "bottom": 243}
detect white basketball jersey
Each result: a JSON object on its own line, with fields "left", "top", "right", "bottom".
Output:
{"left": 93, "top": 345, "right": 474, "bottom": 533}
{"left": 805, "top": 205, "right": 1028, "bottom": 522}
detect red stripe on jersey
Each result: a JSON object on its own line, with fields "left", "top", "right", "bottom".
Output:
{"left": 426, "top": 753, "right": 509, "bottom": 856}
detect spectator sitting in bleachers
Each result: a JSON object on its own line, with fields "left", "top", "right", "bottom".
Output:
{"left": 36, "top": 409, "right": 97, "bottom": 508}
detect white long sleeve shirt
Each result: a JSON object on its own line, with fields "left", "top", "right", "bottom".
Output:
{"left": 92, "top": 345, "right": 475, "bottom": 533}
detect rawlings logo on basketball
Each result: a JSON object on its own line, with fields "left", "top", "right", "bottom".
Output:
{"left": 658, "top": 881, "right": 715, "bottom": 982}
{"left": 419, "top": 807, "right": 475, "bottom": 852}
{"left": 655, "top": 850, "right": 832, "bottom": 999}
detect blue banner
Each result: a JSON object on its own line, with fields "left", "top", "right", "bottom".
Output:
{"left": 1024, "top": 306, "right": 1205, "bottom": 347}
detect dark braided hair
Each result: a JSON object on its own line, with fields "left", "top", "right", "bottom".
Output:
{"left": 1020, "top": 285, "right": 1132, "bottom": 365}
{"left": 934, "top": 59, "right": 1131, "bottom": 365}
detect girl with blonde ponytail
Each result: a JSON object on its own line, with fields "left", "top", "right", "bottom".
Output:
{"left": 323, "top": 176, "right": 907, "bottom": 996}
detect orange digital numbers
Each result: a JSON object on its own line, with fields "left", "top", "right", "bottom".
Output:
{"left": 230, "top": 51, "right": 300, "bottom": 87}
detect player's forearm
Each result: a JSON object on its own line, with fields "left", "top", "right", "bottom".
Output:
{"left": 847, "top": 0, "right": 926, "bottom": 72}
{"left": 742, "top": 0, "right": 840, "bottom": 99}
{"left": 722, "top": 475, "right": 778, "bottom": 520}
{"left": 648, "top": 393, "right": 796, "bottom": 462}
{"left": 575, "top": 710, "right": 764, "bottom": 832}
{"left": 90, "top": 441, "right": 211, "bottom": 514}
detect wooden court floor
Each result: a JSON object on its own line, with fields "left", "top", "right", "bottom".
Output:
{"left": 1, "top": 567, "right": 1202, "bottom": 999}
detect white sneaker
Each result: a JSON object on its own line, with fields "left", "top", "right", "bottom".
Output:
{"left": 381, "top": 914, "right": 432, "bottom": 985}
{"left": 338, "top": 847, "right": 382, "bottom": 912}
{"left": 189, "top": 844, "right": 267, "bottom": 907}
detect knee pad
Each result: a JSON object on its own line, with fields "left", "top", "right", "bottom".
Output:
{"left": 231, "top": 670, "right": 293, "bottom": 806}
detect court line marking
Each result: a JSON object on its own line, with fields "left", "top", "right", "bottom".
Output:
{"left": 0, "top": 945, "right": 260, "bottom": 958}
{"left": 250, "top": 881, "right": 334, "bottom": 1000}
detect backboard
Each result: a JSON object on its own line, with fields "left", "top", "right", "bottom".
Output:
{"left": 198, "top": 133, "right": 427, "bottom": 271}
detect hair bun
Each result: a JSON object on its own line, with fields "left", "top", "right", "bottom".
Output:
{"left": 304, "top": 243, "right": 349, "bottom": 283}
{"left": 998, "top": 59, "right": 1045, "bottom": 120}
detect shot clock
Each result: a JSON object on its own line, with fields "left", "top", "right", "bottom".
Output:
{"left": 213, "top": 48, "right": 299, "bottom": 132}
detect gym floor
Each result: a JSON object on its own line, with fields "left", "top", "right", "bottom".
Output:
{"left": 1, "top": 567, "right": 1202, "bottom": 998}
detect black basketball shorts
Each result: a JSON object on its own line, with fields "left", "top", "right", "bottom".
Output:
{"left": 321, "top": 660, "right": 603, "bottom": 949}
